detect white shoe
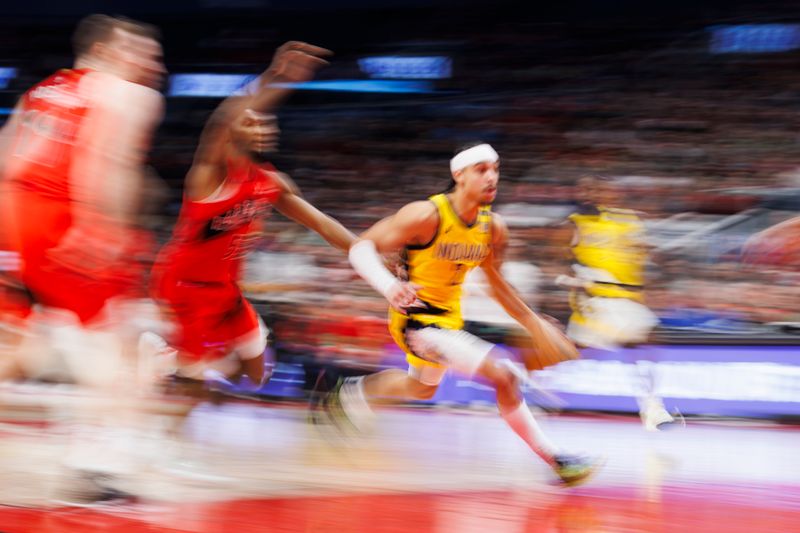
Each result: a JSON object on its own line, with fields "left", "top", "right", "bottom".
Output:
{"left": 639, "top": 397, "right": 674, "bottom": 432}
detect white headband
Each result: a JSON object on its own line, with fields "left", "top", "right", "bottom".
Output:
{"left": 450, "top": 144, "right": 499, "bottom": 173}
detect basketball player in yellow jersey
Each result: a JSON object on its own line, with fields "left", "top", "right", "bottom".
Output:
{"left": 328, "top": 142, "right": 599, "bottom": 485}
{"left": 559, "top": 175, "right": 672, "bottom": 431}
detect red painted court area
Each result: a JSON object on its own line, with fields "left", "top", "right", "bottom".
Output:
{"left": 1, "top": 484, "right": 799, "bottom": 533}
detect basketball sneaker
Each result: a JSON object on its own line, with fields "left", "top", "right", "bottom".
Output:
{"left": 552, "top": 454, "right": 602, "bottom": 486}
{"left": 639, "top": 396, "right": 676, "bottom": 432}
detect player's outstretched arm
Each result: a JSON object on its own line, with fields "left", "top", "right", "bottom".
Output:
{"left": 71, "top": 81, "right": 164, "bottom": 229}
{"left": 243, "top": 41, "right": 331, "bottom": 113}
{"left": 186, "top": 42, "right": 330, "bottom": 201}
{"left": 349, "top": 201, "right": 438, "bottom": 311}
{"left": 272, "top": 173, "right": 355, "bottom": 252}
{"left": 481, "top": 214, "right": 579, "bottom": 369}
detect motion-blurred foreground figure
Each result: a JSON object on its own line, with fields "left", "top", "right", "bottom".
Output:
{"left": 1, "top": 14, "right": 163, "bottom": 328}
{"left": 0, "top": 14, "right": 166, "bottom": 501}
{"left": 152, "top": 41, "right": 354, "bottom": 390}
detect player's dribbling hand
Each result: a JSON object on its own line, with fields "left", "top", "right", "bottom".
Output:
{"left": 522, "top": 316, "right": 580, "bottom": 372}
{"left": 386, "top": 281, "right": 423, "bottom": 314}
{"left": 269, "top": 41, "right": 332, "bottom": 83}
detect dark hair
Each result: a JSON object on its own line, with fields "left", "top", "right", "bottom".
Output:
{"left": 445, "top": 140, "right": 487, "bottom": 192}
{"left": 453, "top": 140, "right": 487, "bottom": 157}
{"left": 72, "top": 14, "right": 160, "bottom": 58}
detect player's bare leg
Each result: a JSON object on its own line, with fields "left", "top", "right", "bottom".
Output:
{"left": 320, "top": 329, "right": 599, "bottom": 486}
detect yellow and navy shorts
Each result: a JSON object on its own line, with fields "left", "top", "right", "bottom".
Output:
{"left": 388, "top": 308, "right": 463, "bottom": 370}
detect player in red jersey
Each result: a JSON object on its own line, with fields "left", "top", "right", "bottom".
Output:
{"left": 153, "top": 42, "right": 355, "bottom": 388}
{"left": 0, "top": 14, "right": 164, "bottom": 328}
{"left": 0, "top": 15, "right": 167, "bottom": 502}
{"left": 0, "top": 15, "right": 164, "bottom": 390}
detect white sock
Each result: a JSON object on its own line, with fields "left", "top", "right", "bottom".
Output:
{"left": 340, "top": 376, "right": 376, "bottom": 432}
{"left": 500, "top": 400, "right": 559, "bottom": 465}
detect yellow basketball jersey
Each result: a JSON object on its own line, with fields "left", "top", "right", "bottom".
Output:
{"left": 389, "top": 193, "right": 492, "bottom": 359}
{"left": 569, "top": 206, "right": 646, "bottom": 300}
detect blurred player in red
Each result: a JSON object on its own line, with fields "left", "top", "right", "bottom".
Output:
{"left": 153, "top": 42, "right": 355, "bottom": 388}
{"left": 0, "top": 14, "right": 166, "bottom": 501}
{"left": 0, "top": 14, "right": 164, "bottom": 331}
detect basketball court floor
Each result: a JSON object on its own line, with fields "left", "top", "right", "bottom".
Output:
{"left": 0, "top": 398, "right": 796, "bottom": 532}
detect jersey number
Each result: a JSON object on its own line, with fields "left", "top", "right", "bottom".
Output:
{"left": 13, "top": 109, "right": 72, "bottom": 168}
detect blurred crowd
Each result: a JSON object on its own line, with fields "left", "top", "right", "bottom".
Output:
{"left": 3, "top": 8, "right": 800, "bottom": 371}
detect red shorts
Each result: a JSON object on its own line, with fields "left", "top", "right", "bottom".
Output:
{"left": 0, "top": 278, "right": 32, "bottom": 325}
{"left": 154, "top": 272, "right": 262, "bottom": 362}
{"left": 5, "top": 189, "right": 142, "bottom": 324}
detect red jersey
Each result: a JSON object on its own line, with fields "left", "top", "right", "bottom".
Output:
{"left": 2, "top": 68, "right": 161, "bottom": 324}
{"left": 158, "top": 159, "right": 282, "bottom": 284}
{"left": 5, "top": 68, "right": 93, "bottom": 200}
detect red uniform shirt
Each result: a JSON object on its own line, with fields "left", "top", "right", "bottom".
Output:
{"left": 153, "top": 159, "right": 281, "bottom": 359}
{"left": 157, "top": 159, "right": 282, "bottom": 284}
{"left": 6, "top": 68, "right": 92, "bottom": 200}
{"left": 4, "top": 68, "right": 162, "bottom": 323}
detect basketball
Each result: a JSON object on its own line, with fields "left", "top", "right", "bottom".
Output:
{"left": 508, "top": 317, "right": 579, "bottom": 372}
